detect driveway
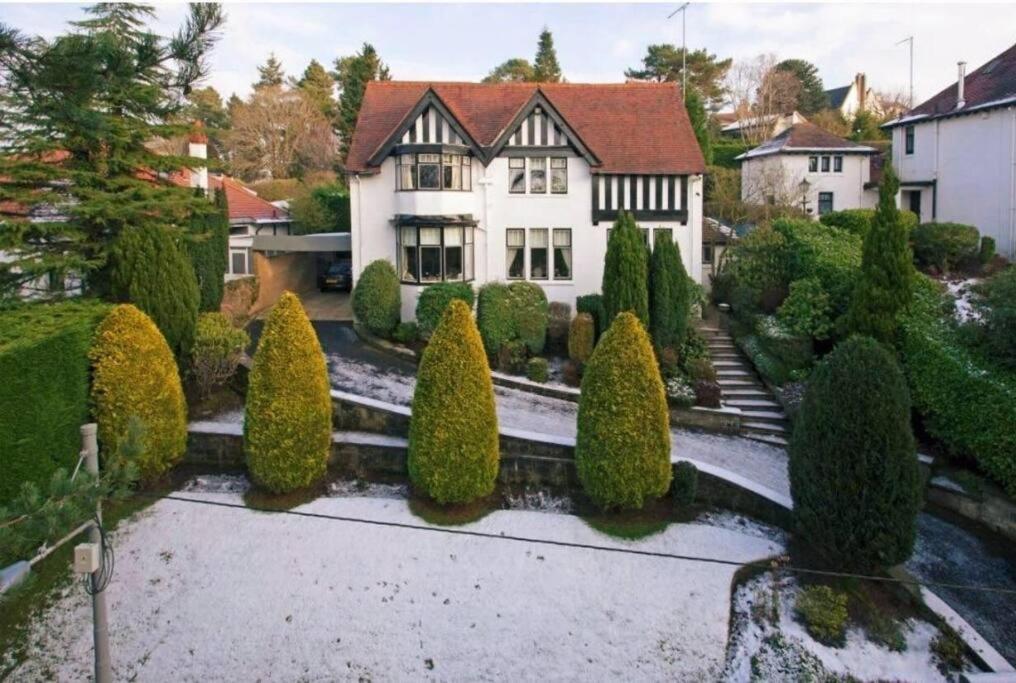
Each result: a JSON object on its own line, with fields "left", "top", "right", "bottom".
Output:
{"left": 255, "top": 289, "right": 351, "bottom": 322}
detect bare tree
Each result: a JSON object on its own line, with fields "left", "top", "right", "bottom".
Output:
{"left": 870, "top": 89, "right": 911, "bottom": 120}
{"left": 725, "top": 54, "right": 803, "bottom": 145}
{"left": 740, "top": 157, "right": 810, "bottom": 220}
{"left": 225, "top": 85, "right": 336, "bottom": 181}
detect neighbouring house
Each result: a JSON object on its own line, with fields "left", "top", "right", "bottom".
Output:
{"left": 209, "top": 175, "right": 292, "bottom": 281}
{"left": 344, "top": 81, "right": 706, "bottom": 321}
{"left": 717, "top": 111, "right": 808, "bottom": 141}
{"left": 883, "top": 43, "right": 1016, "bottom": 257}
{"left": 824, "top": 73, "right": 875, "bottom": 118}
{"left": 701, "top": 217, "right": 735, "bottom": 290}
{"left": 736, "top": 121, "right": 879, "bottom": 217}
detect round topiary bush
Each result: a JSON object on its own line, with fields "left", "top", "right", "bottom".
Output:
{"left": 409, "top": 299, "right": 500, "bottom": 504}
{"left": 89, "top": 304, "right": 187, "bottom": 484}
{"left": 244, "top": 292, "right": 332, "bottom": 493}
{"left": 912, "top": 222, "right": 980, "bottom": 273}
{"left": 109, "top": 224, "right": 200, "bottom": 358}
{"left": 526, "top": 357, "right": 549, "bottom": 383}
{"left": 568, "top": 312, "right": 595, "bottom": 365}
{"left": 476, "top": 281, "right": 548, "bottom": 358}
{"left": 789, "top": 335, "right": 921, "bottom": 572}
{"left": 352, "top": 259, "right": 400, "bottom": 337}
{"left": 415, "top": 281, "right": 474, "bottom": 339}
{"left": 576, "top": 311, "right": 671, "bottom": 510}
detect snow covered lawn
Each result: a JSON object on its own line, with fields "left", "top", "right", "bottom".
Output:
{"left": 9, "top": 491, "right": 782, "bottom": 681}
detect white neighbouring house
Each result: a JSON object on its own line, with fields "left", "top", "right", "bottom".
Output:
{"left": 824, "top": 73, "right": 875, "bottom": 119}
{"left": 737, "top": 121, "right": 879, "bottom": 218}
{"left": 344, "top": 81, "right": 706, "bottom": 321}
{"left": 883, "top": 43, "right": 1016, "bottom": 258}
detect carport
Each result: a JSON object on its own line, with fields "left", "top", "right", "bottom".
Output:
{"left": 250, "top": 232, "right": 352, "bottom": 321}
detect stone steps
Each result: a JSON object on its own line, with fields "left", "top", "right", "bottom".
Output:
{"left": 743, "top": 420, "right": 788, "bottom": 435}
{"left": 725, "top": 398, "right": 783, "bottom": 410}
{"left": 744, "top": 432, "right": 790, "bottom": 447}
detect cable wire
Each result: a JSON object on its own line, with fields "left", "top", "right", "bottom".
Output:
{"left": 82, "top": 515, "right": 114, "bottom": 595}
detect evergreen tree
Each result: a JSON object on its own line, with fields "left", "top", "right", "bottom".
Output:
{"left": 255, "top": 52, "right": 285, "bottom": 89}
{"left": 649, "top": 233, "right": 690, "bottom": 349}
{"left": 774, "top": 58, "right": 827, "bottom": 115}
{"left": 334, "top": 43, "right": 391, "bottom": 159}
{"left": 625, "top": 45, "right": 732, "bottom": 108}
{"left": 684, "top": 86, "right": 712, "bottom": 165}
{"left": 186, "top": 187, "right": 229, "bottom": 312}
{"left": 789, "top": 336, "right": 921, "bottom": 572}
{"left": 482, "top": 58, "right": 536, "bottom": 84}
{"left": 0, "top": 3, "right": 224, "bottom": 297}
{"left": 298, "top": 59, "right": 336, "bottom": 118}
{"left": 533, "top": 28, "right": 563, "bottom": 82}
{"left": 602, "top": 211, "right": 649, "bottom": 327}
{"left": 183, "top": 86, "right": 231, "bottom": 160}
{"left": 844, "top": 164, "right": 914, "bottom": 343}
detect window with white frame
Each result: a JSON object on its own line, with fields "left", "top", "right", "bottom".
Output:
{"left": 398, "top": 225, "right": 475, "bottom": 284}
{"left": 508, "top": 156, "right": 568, "bottom": 195}
{"left": 529, "top": 228, "right": 549, "bottom": 279}
{"left": 396, "top": 152, "right": 471, "bottom": 191}
{"left": 550, "top": 158, "right": 568, "bottom": 193}
{"left": 506, "top": 229, "right": 525, "bottom": 279}
{"left": 529, "top": 158, "right": 547, "bottom": 193}
{"left": 506, "top": 228, "right": 572, "bottom": 280}
{"left": 833, "top": 155, "right": 843, "bottom": 172}
{"left": 553, "top": 229, "right": 572, "bottom": 279}
{"left": 509, "top": 158, "right": 526, "bottom": 193}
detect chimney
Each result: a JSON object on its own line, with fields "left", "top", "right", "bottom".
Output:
{"left": 855, "top": 73, "right": 867, "bottom": 111}
{"left": 187, "top": 122, "right": 209, "bottom": 193}
{"left": 956, "top": 62, "right": 967, "bottom": 109}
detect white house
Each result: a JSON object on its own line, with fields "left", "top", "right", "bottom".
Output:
{"left": 737, "top": 121, "right": 879, "bottom": 217}
{"left": 884, "top": 43, "right": 1016, "bottom": 257}
{"left": 345, "top": 81, "right": 706, "bottom": 321}
{"left": 717, "top": 111, "right": 808, "bottom": 141}
{"left": 208, "top": 175, "right": 292, "bottom": 280}
{"left": 824, "top": 73, "right": 875, "bottom": 119}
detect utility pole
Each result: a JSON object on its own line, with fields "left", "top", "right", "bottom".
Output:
{"left": 82, "top": 423, "right": 113, "bottom": 683}
{"left": 896, "top": 36, "right": 914, "bottom": 108}
{"left": 668, "top": 3, "right": 691, "bottom": 96}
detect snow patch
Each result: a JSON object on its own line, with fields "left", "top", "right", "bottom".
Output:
{"left": 945, "top": 278, "right": 983, "bottom": 324}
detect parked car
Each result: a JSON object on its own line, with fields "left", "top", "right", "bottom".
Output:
{"left": 319, "top": 259, "right": 352, "bottom": 292}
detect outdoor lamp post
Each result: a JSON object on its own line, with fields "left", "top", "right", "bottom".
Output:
{"left": 799, "top": 178, "right": 811, "bottom": 214}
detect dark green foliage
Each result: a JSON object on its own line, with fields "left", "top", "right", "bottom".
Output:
{"left": 255, "top": 53, "right": 285, "bottom": 88}
{"left": 297, "top": 58, "right": 336, "bottom": 117}
{"left": 774, "top": 219, "right": 862, "bottom": 319}
{"left": 532, "top": 28, "right": 563, "bottom": 82}
{"left": 775, "top": 59, "right": 826, "bottom": 115}
{"left": 0, "top": 300, "right": 109, "bottom": 505}
{"left": 476, "top": 282, "right": 549, "bottom": 357}
{"left": 672, "top": 462, "right": 698, "bottom": 506}
{"left": 392, "top": 321, "right": 419, "bottom": 345}
{"left": 899, "top": 277, "right": 1016, "bottom": 494}
{"left": 684, "top": 87, "right": 712, "bottom": 165}
{"left": 979, "top": 236, "right": 996, "bottom": 265}
{"left": 577, "top": 312, "right": 671, "bottom": 510}
{"left": 568, "top": 312, "right": 595, "bottom": 365}
{"left": 497, "top": 340, "right": 527, "bottom": 374}
{"left": 186, "top": 187, "right": 229, "bottom": 312}
{"left": 980, "top": 267, "right": 1016, "bottom": 367}
{"left": 0, "top": 4, "right": 224, "bottom": 297}
{"left": 844, "top": 164, "right": 915, "bottom": 343}
{"left": 291, "top": 185, "right": 351, "bottom": 235}
{"left": 795, "top": 586, "right": 849, "bottom": 646}
{"left": 624, "top": 45, "right": 732, "bottom": 108}
{"left": 649, "top": 232, "right": 690, "bottom": 349}
{"left": 409, "top": 300, "right": 499, "bottom": 504}
{"left": 711, "top": 142, "right": 752, "bottom": 169}
{"left": 109, "top": 225, "right": 200, "bottom": 358}
{"left": 482, "top": 58, "right": 535, "bottom": 83}
{"left": 352, "top": 259, "right": 400, "bottom": 337}
{"left": 602, "top": 212, "right": 649, "bottom": 328}
{"left": 547, "top": 302, "right": 571, "bottom": 350}
{"left": 789, "top": 336, "right": 921, "bottom": 572}
{"left": 526, "top": 357, "right": 549, "bottom": 383}
{"left": 415, "top": 282, "right": 474, "bottom": 340}
{"left": 576, "top": 294, "right": 606, "bottom": 340}
{"left": 820, "top": 208, "right": 917, "bottom": 238}
{"left": 686, "top": 357, "right": 716, "bottom": 382}
{"left": 912, "top": 222, "right": 980, "bottom": 273}
{"left": 334, "top": 43, "right": 390, "bottom": 159}
{"left": 777, "top": 277, "right": 832, "bottom": 340}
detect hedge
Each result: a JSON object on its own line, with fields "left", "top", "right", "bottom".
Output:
{"left": 820, "top": 209, "right": 918, "bottom": 238}
{"left": 576, "top": 294, "right": 606, "bottom": 341}
{"left": 409, "top": 299, "right": 499, "bottom": 503}
{"left": 476, "top": 281, "right": 548, "bottom": 357}
{"left": 415, "top": 282, "right": 474, "bottom": 339}
{"left": 244, "top": 292, "right": 332, "bottom": 493}
{"left": 0, "top": 300, "right": 110, "bottom": 505}
{"left": 912, "top": 222, "right": 980, "bottom": 273}
{"left": 898, "top": 278, "right": 1016, "bottom": 495}
{"left": 712, "top": 141, "right": 751, "bottom": 169}
{"left": 568, "top": 312, "right": 595, "bottom": 365}
{"left": 774, "top": 218, "right": 862, "bottom": 317}
{"left": 576, "top": 312, "right": 671, "bottom": 510}
{"left": 90, "top": 304, "right": 187, "bottom": 484}
{"left": 352, "top": 259, "right": 400, "bottom": 337}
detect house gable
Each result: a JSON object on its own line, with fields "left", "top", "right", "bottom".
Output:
{"left": 366, "top": 89, "right": 485, "bottom": 168}
{"left": 487, "top": 91, "right": 599, "bottom": 166}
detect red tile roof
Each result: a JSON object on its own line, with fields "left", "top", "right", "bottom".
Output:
{"left": 903, "top": 41, "right": 1016, "bottom": 121}
{"left": 345, "top": 81, "right": 706, "bottom": 175}
{"left": 209, "top": 175, "right": 290, "bottom": 223}
{"left": 738, "top": 121, "right": 877, "bottom": 160}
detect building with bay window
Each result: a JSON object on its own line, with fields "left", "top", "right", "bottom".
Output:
{"left": 345, "top": 81, "right": 706, "bottom": 321}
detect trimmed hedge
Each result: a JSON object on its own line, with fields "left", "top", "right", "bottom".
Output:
{"left": 90, "top": 304, "right": 188, "bottom": 484}
{"left": 672, "top": 461, "right": 698, "bottom": 506}
{"left": 409, "top": 300, "right": 500, "bottom": 503}
{"left": 820, "top": 208, "right": 918, "bottom": 238}
{"left": 244, "top": 292, "right": 332, "bottom": 493}
{"left": 789, "top": 336, "right": 921, "bottom": 572}
{"left": 898, "top": 277, "right": 1016, "bottom": 495}
{"left": 0, "top": 300, "right": 110, "bottom": 505}
{"left": 912, "top": 222, "right": 980, "bottom": 273}
{"left": 526, "top": 357, "right": 549, "bottom": 383}
{"left": 576, "top": 312, "right": 671, "bottom": 510}
{"left": 415, "top": 282, "right": 474, "bottom": 339}
{"left": 568, "top": 312, "right": 595, "bottom": 365}
{"left": 576, "top": 294, "right": 606, "bottom": 341}
{"left": 774, "top": 218, "right": 862, "bottom": 318}
{"left": 352, "top": 259, "right": 401, "bottom": 337}
{"left": 980, "top": 267, "right": 1016, "bottom": 368}
{"left": 476, "top": 281, "right": 548, "bottom": 357}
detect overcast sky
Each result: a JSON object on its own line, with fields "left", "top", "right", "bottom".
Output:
{"left": 4, "top": 2, "right": 1015, "bottom": 108}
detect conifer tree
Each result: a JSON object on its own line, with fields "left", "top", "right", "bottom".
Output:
{"left": 649, "top": 232, "right": 690, "bottom": 349}
{"left": 533, "top": 28, "right": 563, "bottom": 82}
{"left": 186, "top": 187, "right": 229, "bottom": 312}
{"left": 0, "top": 4, "right": 224, "bottom": 297}
{"left": 298, "top": 59, "right": 336, "bottom": 118}
{"left": 684, "top": 86, "right": 712, "bottom": 165}
{"left": 255, "top": 53, "right": 285, "bottom": 89}
{"left": 602, "top": 211, "right": 649, "bottom": 327}
{"left": 334, "top": 43, "right": 391, "bottom": 159}
{"left": 844, "top": 163, "right": 914, "bottom": 343}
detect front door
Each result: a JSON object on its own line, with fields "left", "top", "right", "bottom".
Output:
{"left": 907, "top": 190, "right": 921, "bottom": 219}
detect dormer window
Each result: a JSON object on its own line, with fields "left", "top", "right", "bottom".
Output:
{"left": 396, "top": 152, "right": 471, "bottom": 191}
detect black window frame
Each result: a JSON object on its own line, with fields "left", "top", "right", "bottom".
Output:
{"left": 506, "top": 228, "right": 526, "bottom": 280}
{"left": 550, "top": 157, "right": 568, "bottom": 194}
{"left": 808, "top": 156, "right": 818, "bottom": 173}
{"left": 529, "top": 157, "right": 547, "bottom": 194}
{"left": 820, "top": 156, "right": 830, "bottom": 172}
{"left": 396, "top": 152, "right": 472, "bottom": 192}
{"left": 905, "top": 125, "right": 915, "bottom": 155}
{"left": 552, "top": 228, "right": 572, "bottom": 280}
{"left": 509, "top": 157, "right": 526, "bottom": 194}
{"left": 702, "top": 243, "right": 714, "bottom": 266}
{"left": 818, "top": 191, "right": 834, "bottom": 215}
{"left": 529, "top": 228, "right": 549, "bottom": 280}
{"left": 833, "top": 155, "right": 843, "bottom": 173}
{"left": 397, "top": 225, "right": 476, "bottom": 285}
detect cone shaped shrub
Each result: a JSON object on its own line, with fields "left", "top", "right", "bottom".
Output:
{"left": 89, "top": 304, "right": 187, "bottom": 484}
{"left": 352, "top": 259, "right": 400, "bottom": 337}
{"left": 649, "top": 232, "right": 690, "bottom": 349}
{"left": 576, "top": 312, "right": 671, "bottom": 509}
{"left": 409, "top": 299, "right": 499, "bottom": 504}
{"left": 602, "top": 211, "right": 649, "bottom": 327}
{"left": 244, "top": 292, "right": 332, "bottom": 493}
{"left": 789, "top": 335, "right": 921, "bottom": 572}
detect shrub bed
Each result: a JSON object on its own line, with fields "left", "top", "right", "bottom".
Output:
{"left": 415, "top": 282, "right": 474, "bottom": 340}
{"left": 0, "top": 300, "right": 110, "bottom": 504}
{"left": 820, "top": 208, "right": 917, "bottom": 238}
{"left": 576, "top": 294, "right": 606, "bottom": 341}
{"left": 568, "top": 313, "right": 595, "bottom": 365}
{"left": 352, "top": 259, "right": 400, "bottom": 338}
{"left": 476, "top": 281, "right": 548, "bottom": 359}
{"left": 191, "top": 312, "right": 250, "bottom": 399}
{"left": 912, "top": 222, "right": 980, "bottom": 273}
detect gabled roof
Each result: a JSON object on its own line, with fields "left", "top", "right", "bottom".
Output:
{"left": 824, "top": 84, "right": 852, "bottom": 109}
{"left": 209, "top": 175, "right": 290, "bottom": 223}
{"left": 736, "top": 121, "right": 877, "bottom": 160}
{"left": 885, "top": 41, "right": 1016, "bottom": 128}
{"left": 345, "top": 81, "right": 706, "bottom": 175}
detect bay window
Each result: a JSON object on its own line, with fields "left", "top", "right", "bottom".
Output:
{"left": 529, "top": 228, "right": 549, "bottom": 279}
{"left": 553, "top": 229, "right": 572, "bottom": 280}
{"left": 396, "top": 152, "right": 471, "bottom": 191}
{"left": 506, "top": 229, "right": 525, "bottom": 279}
{"left": 443, "top": 226, "right": 463, "bottom": 280}
{"left": 399, "top": 226, "right": 419, "bottom": 282}
{"left": 397, "top": 225, "right": 475, "bottom": 284}
{"left": 419, "top": 227, "right": 442, "bottom": 281}
{"left": 418, "top": 154, "right": 441, "bottom": 189}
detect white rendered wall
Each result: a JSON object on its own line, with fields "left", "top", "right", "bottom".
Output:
{"left": 741, "top": 153, "right": 875, "bottom": 216}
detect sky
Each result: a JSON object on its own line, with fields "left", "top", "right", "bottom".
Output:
{"left": 3, "top": 2, "right": 1015, "bottom": 109}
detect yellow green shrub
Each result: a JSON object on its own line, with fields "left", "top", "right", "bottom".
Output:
{"left": 89, "top": 304, "right": 187, "bottom": 484}
{"left": 244, "top": 292, "right": 332, "bottom": 493}
{"left": 577, "top": 311, "right": 671, "bottom": 509}
{"left": 568, "top": 312, "right": 595, "bottom": 365}
{"left": 409, "top": 299, "right": 500, "bottom": 503}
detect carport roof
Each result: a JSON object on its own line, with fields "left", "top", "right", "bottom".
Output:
{"left": 251, "top": 232, "right": 350, "bottom": 253}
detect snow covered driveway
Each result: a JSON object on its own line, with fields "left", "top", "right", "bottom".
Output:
{"left": 11, "top": 494, "right": 781, "bottom": 681}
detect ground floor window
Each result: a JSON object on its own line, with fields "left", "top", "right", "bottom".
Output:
{"left": 506, "top": 228, "right": 525, "bottom": 279}
{"left": 818, "top": 192, "right": 834, "bottom": 215}
{"left": 507, "top": 227, "right": 572, "bottom": 281}
{"left": 529, "top": 228, "right": 549, "bottom": 280}
{"left": 553, "top": 229, "right": 572, "bottom": 280}
{"left": 702, "top": 243, "right": 714, "bottom": 266}
{"left": 229, "top": 248, "right": 250, "bottom": 276}
{"left": 398, "top": 225, "right": 475, "bottom": 284}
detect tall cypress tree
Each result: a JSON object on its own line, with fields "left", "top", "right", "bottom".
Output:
{"left": 602, "top": 211, "right": 649, "bottom": 327}
{"left": 186, "top": 187, "right": 229, "bottom": 312}
{"left": 334, "top": 43, "right": 391, "bottom": 160}
{"left": 684, "top": 86, "right": 712, "bottom": 165}
{"left": 844, "top": 164, "right": 914, "bottom": 343}
{"left": 0, "top": 4, "right": 224, "bottom": 298}
{"left": 649, "top": 233, "right": 690, "bottom": 349}
{"left": 533, "top": 28, "right": 563, "bottom": 82}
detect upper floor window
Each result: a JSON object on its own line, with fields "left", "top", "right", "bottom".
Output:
{"left": 508, "top": 156, "right": 568, "bottom": 195}
{"left": 833, "top": 156, "right": 843, "bottom": 172}
{"left": 821, "top": 156, "right": 830, "bottom": 172}
{"left": 808, "top": 156, "right": 818, "bottom": 172}
{"left": 905, "top": 126, "right": 915, "bottom": 155}
{"left": 397, "top": 153, "right": 471, "bottom": 191}
{"left": 551, "top": 158, "right": 568, "bottom": 193}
